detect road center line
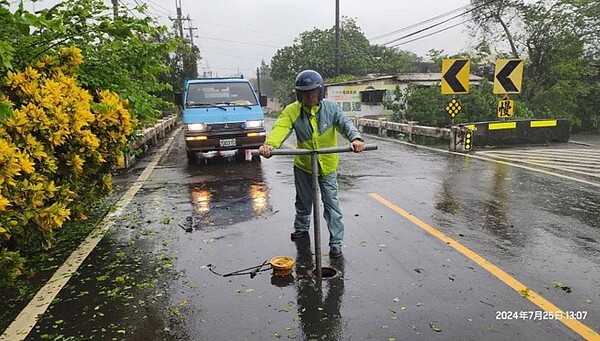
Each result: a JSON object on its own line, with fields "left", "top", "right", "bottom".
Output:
{"left": 369, "top": 192, "right": 600, "bottom": 341}
{"left": 0, "top": 128, "right": 180, "bottom": 341}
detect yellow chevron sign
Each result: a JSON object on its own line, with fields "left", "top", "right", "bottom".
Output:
{"left": 494, "top": 59, "right": 524, "bottom": 94}
{"left": 441, "top": 59, "right": 470, "bottom": 95}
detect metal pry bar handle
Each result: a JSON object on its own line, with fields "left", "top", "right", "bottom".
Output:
{"left": 251, "top": 144, "right": 378, "bottom": 156}
{"left": 250, "top": 143, "right": 377, "bottom": 282}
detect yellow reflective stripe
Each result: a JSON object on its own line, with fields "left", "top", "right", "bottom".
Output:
{"left": 530, "top": 120, "right": 557, "bottom": 128}
{"left": 488, "top": 122, "right": 516, "bottom": 130}
{"left": 466, "top": 124, "right": 475, "bottom": 131}
{"left": 265, "top": 102, "right": 300, "bottom": 148}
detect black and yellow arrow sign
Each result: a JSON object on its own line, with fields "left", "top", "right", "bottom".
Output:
{"left": 493, "top": 59, "right": 524, "bottom": 94}
{"left": 441, "top": 59, "right": 470, "bottom": 95}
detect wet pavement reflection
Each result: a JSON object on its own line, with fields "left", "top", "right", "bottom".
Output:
{"left": 182, "top": 161, "right": 271, "bottom": 231}
{"left": 292, "top": 235, "right": 345, "bottom": 341}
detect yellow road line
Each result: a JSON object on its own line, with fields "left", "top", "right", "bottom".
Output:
{"left": 369, "top": 192, "right": 600, "bottom": 341}
{"left": 0, "top": 128, "right": 180, "bottom": 341}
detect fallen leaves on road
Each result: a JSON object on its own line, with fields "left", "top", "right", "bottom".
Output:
{"left": 429, "top": 322, "right": 442, "bottom": 332}
{"left": 552, "top": 281, "right": 572, "bottom": 293}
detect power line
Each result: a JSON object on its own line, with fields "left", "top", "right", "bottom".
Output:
{"left": 200, "top": 46, "right": 272, "bottom": 58}
{"left": 145, "top": 0, "right": 175, "bottom": 16}
{"left": 387, "top": 19, "right": 473, "bottom": 49}
{"left": 368, "top": 4, "right": 470, "bottom": 41}
{"left": 197, "top": 21, "right": 294, "bottom": 39}
{"left": 381, "top": 11, "right": 467, "bottom": 46}
{"left": 197, "top": 36, "right": 282, "bottom": 48}
{"left": 118, "top": 0, "right": 143, "bottom": 19}
{"left": 375, "top": 0, "right": 502, "bottom": 47}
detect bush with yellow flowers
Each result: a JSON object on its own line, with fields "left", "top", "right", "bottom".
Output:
{"left": 0, "top": 47, "right": 136, "bottom": 286}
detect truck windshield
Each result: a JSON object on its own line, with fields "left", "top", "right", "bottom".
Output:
{"left": 186, "top": 82, "right": 258, "bottom": 107}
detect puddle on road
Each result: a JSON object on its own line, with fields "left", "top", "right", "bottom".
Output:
{"left": 139, "top": 159, "right": 275, "bottom": 232}
{"left": 184, "top": 179, "right": 271, "bottom": 231}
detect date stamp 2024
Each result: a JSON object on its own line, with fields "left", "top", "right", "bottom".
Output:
{"left": 496, "top": 310, "right": 588, "bottom": 320}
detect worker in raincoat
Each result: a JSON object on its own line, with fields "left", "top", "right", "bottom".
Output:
{"left": 259, "top": 70, "right": 365, "bottom": 258}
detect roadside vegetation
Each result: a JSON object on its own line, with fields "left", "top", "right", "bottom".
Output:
{"left": 0, "top": 0, "right": 199, "bottom": 288}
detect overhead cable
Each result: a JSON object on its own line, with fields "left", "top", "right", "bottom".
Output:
{"left": 368, "top": 4, "right": 470, "bottom": 41}
{"left": 379, "top": 0, "right": 501, "bottom": 46}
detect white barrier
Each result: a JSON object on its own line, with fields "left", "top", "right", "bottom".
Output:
{"left": 124, "top": 113, "right": 180, "bottom": 168}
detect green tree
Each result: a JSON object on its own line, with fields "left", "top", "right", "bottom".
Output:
{"left": 250, "top": 60, "right": 275, "bottom": 98}
{"left": 468, "top": 0, "right": 600, "bottom": 133}
{"left": 0, "top": 0, "right": 184, "bottom": 124}
{"left": 270, "top": 17, "right": 417, "bottom": 102}
{"left": 388, "top": 80, "right": 532, "bottom": 127}
{"left": 468, "top": 0, "right": 523, "bottom": 58}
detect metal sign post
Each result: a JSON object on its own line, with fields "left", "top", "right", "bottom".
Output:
{"left": 254, "top": 144, "right": 377, "bottom": 280}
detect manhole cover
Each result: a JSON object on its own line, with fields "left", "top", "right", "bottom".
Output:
{"left": 310, "top": 266, "right": 341, "bottom": 279}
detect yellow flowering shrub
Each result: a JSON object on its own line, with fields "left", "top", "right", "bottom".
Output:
{"left": 0, "top": 47, "right": 136, "bottom": 285}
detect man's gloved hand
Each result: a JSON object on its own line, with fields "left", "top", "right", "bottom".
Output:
{"left": 350, "top": 139, "right": 365, "bottom": 153}
{"left": 259, "top": 144, "right": 274, "bottom": 158}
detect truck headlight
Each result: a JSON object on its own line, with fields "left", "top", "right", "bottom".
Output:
{"left": 245, "top": 120, "right": 264, "bottom": 129}
{"left": 187, "top": 123, "right": 207, "bottom": 131}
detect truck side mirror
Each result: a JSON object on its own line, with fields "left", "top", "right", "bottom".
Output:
{"left": 259, "top": 95, "right": 268, "bottom": 107}
{"left": 174, "top": 91, "right": 183, "bottom": 107}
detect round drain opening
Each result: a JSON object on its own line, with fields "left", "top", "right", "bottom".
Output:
{"left": 311, "top": 266, "right": 339, "bottom": 279}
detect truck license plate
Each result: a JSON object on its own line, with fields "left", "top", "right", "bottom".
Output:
{"left": 219, "top": 138, "right": 236, "bottom": 147}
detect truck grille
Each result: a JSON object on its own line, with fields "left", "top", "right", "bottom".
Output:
{"left": 208, "top": 122, "right": 243, "bottom": 132}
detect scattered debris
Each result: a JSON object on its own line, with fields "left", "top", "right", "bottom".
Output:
{"left": 429, "top": 322, "right": 442, "bottom": 332}
{"left": 552, "top": 281, "right": 572, "bottom": 293}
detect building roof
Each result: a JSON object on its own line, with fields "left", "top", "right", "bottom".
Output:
{"left": 396, "top": 73, "right": 483, "bottom": 82}
{"left": 325, "top": 75, "right": 395, "bottom": 87}
{"left": 325, "top": 73, "right": 483, "bottom": 87}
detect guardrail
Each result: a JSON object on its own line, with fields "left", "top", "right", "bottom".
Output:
{"left": 352, "top": 117, "right": 570, "bottom": 150}
{"left": 355, "top": 117, "right": 450, "bottom": 142}
{"left": 124, "top": 113, "right": 180, "bottom": 168}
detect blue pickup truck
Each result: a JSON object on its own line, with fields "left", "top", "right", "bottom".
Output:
{"left": 177, "top": 76, "right": 267, "bottom": 164}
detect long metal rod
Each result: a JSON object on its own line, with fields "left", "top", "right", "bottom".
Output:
{"left": 252, "top": 144, "right": 378, "bottom": 157}
{"left": 253, "top": 144, "right": 378, "bottom": 282}
{"left": 311, "top": 152, "right": 322, "bottom": 279}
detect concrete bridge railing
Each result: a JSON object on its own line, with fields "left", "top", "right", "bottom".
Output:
{"left": 124, "top": 113, "right": 180, "bottom": 168}
{"left": 352, "top": 117, "right": 570, "bottom": 150}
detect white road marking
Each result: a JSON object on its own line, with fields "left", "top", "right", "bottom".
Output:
{"left": 478, "top": 148, "right": 600, "bottom": 178}
{"left": 0, "top": 128, "right": 180, "bottom": 341}
{"left": 366, "top": 135, "right": 600, "bottom": 188}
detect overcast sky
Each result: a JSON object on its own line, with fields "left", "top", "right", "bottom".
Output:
{"left": 21, "top": 0, "right": 476, "bottom": 77}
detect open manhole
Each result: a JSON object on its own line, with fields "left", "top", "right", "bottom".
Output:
{"left": 310, "top": 266, "right": 341, "bottom": 279}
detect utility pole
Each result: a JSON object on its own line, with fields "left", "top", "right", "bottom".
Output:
{"left": 256, "top": 67, "right": 261, "bottom": 96}
{"left": 335, "top": 0, "right": 340, "bottom": 76}
{"left": 111, "top": 0, "right": 118, "bottom": 19}
{"left": 186, "top": 15, "right": 198, "bottom": 46}
{"left": 175, "top": 0, "right": 184, "bottom": 39}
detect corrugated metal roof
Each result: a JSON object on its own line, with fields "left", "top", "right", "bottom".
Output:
{"left": 396, "top": 73, "right": 483, "bottom": 82}
{"left": 325, "top": 75, "right": 395, "bottom": 86}
{"left": 325, "top": 73, "right": 483, "bottom": 87}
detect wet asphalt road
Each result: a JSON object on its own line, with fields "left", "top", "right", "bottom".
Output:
{"left": 17, "top": 123, "right": 600, "bottom": 340}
